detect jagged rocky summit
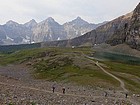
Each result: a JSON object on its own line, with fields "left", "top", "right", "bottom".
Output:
{"left": 0, "top": 17, "right": 106, "bottom": 45}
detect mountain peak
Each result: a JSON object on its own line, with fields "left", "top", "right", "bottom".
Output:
{"left": 24, "top": 19, "right": 37, "bottom": 28}
{"left": 75, "top": 16, "right": 85, "bottom": 21}
{"left": 46, "top": 17, "right": 55, "bottom": 22}
{"left": 39, "top": 17, "right": 56, "bottom": 24}
{"left": 30, "top": 19, "right": 37, "bottom": 23}
{"left": 6, "top": 20, "right": 19, "bottom": 25}
{"left": 6, "top": 20, "right": 19, "bottom": 26}
{"left": 70, "top": 17, "right": 89, "bottom": 26}
{"left": 38, "top": 17, "right": 60, "bottom": 26}
{"left": 76, "top": 16, "right": 82, "bottom": 20}
{"left": 26, "top": 19, "right": 37, "bottom": 25}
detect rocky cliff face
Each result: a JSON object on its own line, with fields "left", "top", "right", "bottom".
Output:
{"left": 107, "top": 3, "right": 140, "bottom": 50}
{"left": 125, "top": 3, "right": 140, "bottom": 50}
{"left": 32, "top": 17, "right": 67, "bottom": 42}
{"left": 106, "top": 12, "right": 133, "bottom": 45}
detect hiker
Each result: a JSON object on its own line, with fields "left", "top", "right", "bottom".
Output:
{"left": 125, "top": 93, "right": 128, "bottom": 98}
{"left": 52, "top": 85, "right": 55, "bottom": 93}
{"left": 104, "top": 91, "right": 107, "bottom": 97}
{"left": 62, "top": 87, "right": 65, "bottom": 94}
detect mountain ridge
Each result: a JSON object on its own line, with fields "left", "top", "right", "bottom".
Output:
{"left": 42, "top": 2, "right": 140, "bottom": 51}
{"left": 42, "top": 11, "right": 133, "bottom": 47}
{"left": 0, "top": 17, "right": 107, "bottom": 45}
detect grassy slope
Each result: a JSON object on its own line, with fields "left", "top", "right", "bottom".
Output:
{"left": 0, "top": 47, "right": 119, "bottom": 88}
{"left": 104, "top": 61, "right": 140, "bottom": 92}
{"left": 91, "top": 50, "right": 140, "bottom": 92}
{"left": 0, "top": 48, "right": 47, "bottom": 65}
{"left": 105, "top": 62, "right": 140, "bottom": 77}
{"left": 1, "top": 46, "right": 140, "bottom": 91}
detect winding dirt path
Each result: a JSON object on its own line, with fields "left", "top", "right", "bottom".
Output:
{"left": 95, "top": 62, "right": 128, "bottom": 92}
{"left": 84, "top": 56, "right": 140, "bottom": 105}
{"left": 85, "top": 56, "right": 128, "bottom": 92}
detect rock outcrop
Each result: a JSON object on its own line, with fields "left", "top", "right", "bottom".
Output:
{"left": 125, "top": 3, "right": 140, "bottom": 50}
{"left": 106, "top": 12, "right": 133, "bottom": 45}
{"left": 107, "top": 3, "right": 140, "bottom": 50}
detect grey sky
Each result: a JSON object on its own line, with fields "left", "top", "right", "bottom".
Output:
{"left": 0, "top": 0, "right": 139, "bottom": 25}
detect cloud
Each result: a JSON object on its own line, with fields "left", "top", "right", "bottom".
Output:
{"left": 0, "top": 0, "right": 139, "bottom": 24}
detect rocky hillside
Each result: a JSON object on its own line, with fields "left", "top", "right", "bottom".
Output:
{"left": 125, "top": 3, "right": 140, "bottom": 50}
{"left": 0, "top": 17, "right": 106, "bottom": 45}
{"left": 105, "top": 13, "right": 132, "bottom": 45}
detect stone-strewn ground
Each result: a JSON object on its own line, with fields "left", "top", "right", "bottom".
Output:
{"left": 0, "top": 65, "right": 139, "bottom": 105}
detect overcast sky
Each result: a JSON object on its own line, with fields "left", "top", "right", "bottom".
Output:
{"left": 0, "top": 0, "right": 139, "bottom": 25}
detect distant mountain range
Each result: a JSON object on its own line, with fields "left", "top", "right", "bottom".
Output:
{"left": 42, "top": 2, "right": 140, "bottom": 51}
{"left": 42, "top": 12, "right": 133, "bottom": 47}
{"left": 0, "top": 17, "right": 107, "bottom": 45}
